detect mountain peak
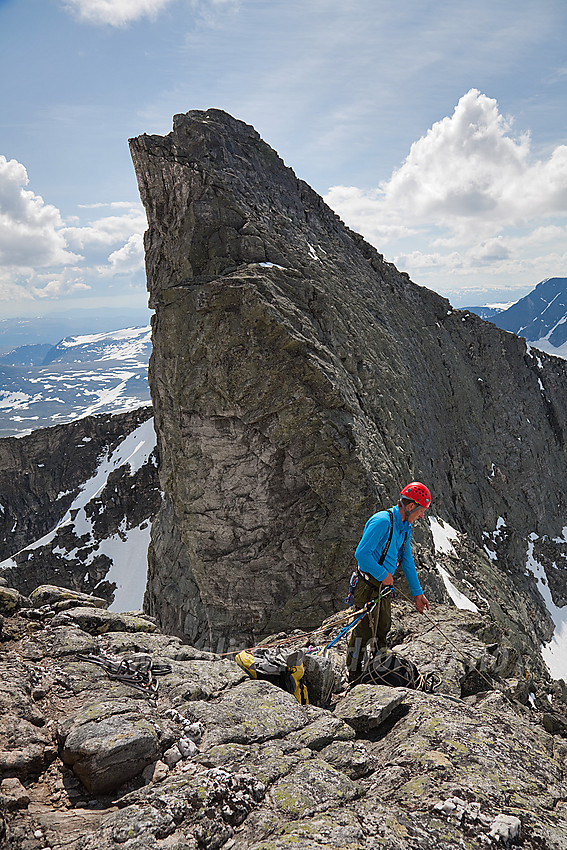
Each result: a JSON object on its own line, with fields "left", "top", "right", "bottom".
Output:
{"left": 131, "top": 111, "right": 567, "bottom": 668}
{"left": 488, "top": 276, "right": 567, "bottom": 355}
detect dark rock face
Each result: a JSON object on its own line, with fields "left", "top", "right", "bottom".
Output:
{"left": 0, "top": 408, "right": 161, "bottom": 603}
{"left": 1, "top": 584, "right": 566, "bottom": 849}
{"left": 130, "top": 109, "right": 567, "bottom": 655}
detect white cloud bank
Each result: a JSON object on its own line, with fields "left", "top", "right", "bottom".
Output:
{"left": 0, "top": 156, "right": 79, "bottom": 270}
{"left": 63, "top": 0, "right": 236, "bottom": 26}
{"left": 0, "top": 155, "right": 146, "bottom": 305}
{"left": 63, "top": 0, "right": 176, "bottom": 27}
{"left": 325, "top": 90, "right": 567, "bottom": 300}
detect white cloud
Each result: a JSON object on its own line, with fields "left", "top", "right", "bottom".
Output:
{"left": 106, "top": 233, "right": 145, "bottom": 274}
{"left": 327, "top": 89, "right": 567, "bottom": 235}
{"left": 0, "top": 156, "right": 80, "bottom": 269}
{"left": 63, "top": 0, "right": 176, "bottom": 26}
{"left": 30, "top": 269, "right": 92, "bottom": 299}
{"left": 62, "top": 205, "right": 146, "bottom": 251}
{"left": 63, "top": 0, "right": 237, "bottom": 26}
{"left": 325, "top": 89, "right": 567, "bottom": 294}
{"left": 0, "top": 156, "right": 147, "bottom": 304}
{"left": 78, "top": 201, "right": 139, "bottom": 210}
{"left": 381, "top": 90, "right": 534, "bottom": 226}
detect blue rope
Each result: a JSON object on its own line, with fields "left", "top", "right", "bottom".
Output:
{"left": 323, "top": 602, "right": 376, "bottom": 651}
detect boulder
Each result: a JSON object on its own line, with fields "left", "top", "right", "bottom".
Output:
{"left": 282, "top": 709, "right": 355, "bottom": 751}
{"left": 0, "top": 586, "right": 25, "bottom": 616}
{"left": 269, "top": 758, "right": 360, "bottom": 818}
{"left": 334, "top": 684, "right": 407, "bottom": 732}
{"left": 302, "top": 651, "right": 336, "bottom": 706}
{"left": 187, "top": 679, "right": 309, "bottom": 747}
{"left": 28, "top": 585, "right": 108, "bottom": 610}
{"left": 0, "top": 777, "right": 30, "bottom": 809}
{"left": 59, "top": 700, "right": 160, "bottom": 793}
{"left": 50, "top": 607, "right": 159, "bottom": 634}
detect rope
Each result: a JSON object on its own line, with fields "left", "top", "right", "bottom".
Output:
{"left": 322, "top": 599, "right": 378, "bottom": 651}
{"left": 392, "top": 586, "right": 497, "bottom": 693}
{"left": 215, "top": 602, "right": 373, "bottom": 659}
{"left": 78, "top": 652, "right": 172, "bottom": 697}
{"left": 213, "top": 578, "right": 500, "bottom": 700}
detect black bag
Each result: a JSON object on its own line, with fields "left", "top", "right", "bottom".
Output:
{"left": 361, "top": 650, "right": 439, "bottom": 692}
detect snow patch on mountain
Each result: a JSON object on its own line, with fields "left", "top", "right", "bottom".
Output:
{"left": 0, "top": 326, "right": 152, "bottom": 437}
{"left": 57, "top": 326, "right": 151, "bottom": 361}
{"left": 429, "top": 517, "right": 478, "bottom": 611}
{"left": 526, "top": 336, "right": 567, "bottom": 360}
{"left": 0, "top": 417, "right": 157, "bottom": 611}
{"left": 526, "top": 533, "right": 567, "bottom": 681}
{"left": 95, "top": 522, "right": 151, "bottom": 611}
{"left": 436, "top": 564, "right": 479, "bottom": 612}
{"left": 429, "top": 516, "right": 459, "bottom": 555}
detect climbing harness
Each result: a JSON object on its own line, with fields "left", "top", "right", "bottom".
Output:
{"left": 78, "top": 651, "right": 172, "bottom": 697}
{"left": 345, "top": 508, "right": 394, "bottom": 604}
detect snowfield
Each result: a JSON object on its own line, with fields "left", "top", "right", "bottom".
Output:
{"left": 0, "top": 327, "right": 151, "bottom": 437}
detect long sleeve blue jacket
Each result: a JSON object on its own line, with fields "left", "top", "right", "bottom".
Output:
{"left": 354, "top": 504, "right": 423, "bottom": 596}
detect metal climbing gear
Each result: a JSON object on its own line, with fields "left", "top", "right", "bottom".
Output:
{"left": 344, "top": 570, "right": 359, "bottom": 605}
{"left": 78, "top": 651, "right": 172, "bottom": 697}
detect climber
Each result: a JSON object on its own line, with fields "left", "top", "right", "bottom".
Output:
{"left": 346, "top": 481, "right": 431, "bottom": 683}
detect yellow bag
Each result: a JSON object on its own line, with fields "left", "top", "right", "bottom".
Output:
{"left": 286, "top": 650, "right": 309, "bottom": 705}
{"left": 234, "top": 647, "right": 309, "bottom": 704}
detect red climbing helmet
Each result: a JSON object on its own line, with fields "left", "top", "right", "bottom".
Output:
{"left": 400, "top": 481, "right": 431, "bottom": 508}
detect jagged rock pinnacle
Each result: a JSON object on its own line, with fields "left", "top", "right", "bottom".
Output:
{"left": 130, "top": 110, "right": 567, "bottom": 655}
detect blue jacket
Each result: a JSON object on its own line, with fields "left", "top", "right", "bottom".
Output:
{"left": 354, "top": 505, "right": 423, "bottom": 596}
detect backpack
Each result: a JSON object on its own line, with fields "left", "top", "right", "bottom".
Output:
{"left": 235, "top": 648, "right": 309, "bottom": 704}
{"left": 361, "top": 650, "right": 439, "bottom": 693}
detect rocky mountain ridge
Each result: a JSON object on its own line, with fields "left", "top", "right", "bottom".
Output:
{"left": 129, "top": 109, "right": 567, "bottom": 672}
{"left": 0, "top": 582, "right": 566, "bottom": 850}
{"left": 486, "top": 277, "right": 567, "bottom": 359}
{"left": 0, "top": 408, "right": 160, "bottom": 607}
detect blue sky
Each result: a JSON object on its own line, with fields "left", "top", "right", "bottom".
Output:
{"left": 0, "top": 0, "right": 566, "bottom": 317}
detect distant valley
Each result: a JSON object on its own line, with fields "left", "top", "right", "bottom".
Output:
{"left": 0, "top": 325, "right": 151, "bottom": 437}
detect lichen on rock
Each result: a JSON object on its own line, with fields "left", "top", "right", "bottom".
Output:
{"left": 0, "top": 584, "right": 566, "bottom": 849}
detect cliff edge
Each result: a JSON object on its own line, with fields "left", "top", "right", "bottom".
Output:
{"left": 130, "top": 109, "right": 567, "bottom": 654}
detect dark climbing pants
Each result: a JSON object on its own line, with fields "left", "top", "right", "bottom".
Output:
{"left": 346, "top": 575, "right": 392, "bottom": 681}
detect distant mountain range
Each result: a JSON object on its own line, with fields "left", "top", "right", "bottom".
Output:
{"left": 0, "top": 307, "right": 151, "bottom": 355}
{"left": 468, "top": 277, "right": 567, "bottom": 358}
{"left": 0, "top": 326, "right": 151, "bottom": 437}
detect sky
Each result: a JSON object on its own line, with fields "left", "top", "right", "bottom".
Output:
{"left": 0, "top": 0, "right": 566, "bottom": 319}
